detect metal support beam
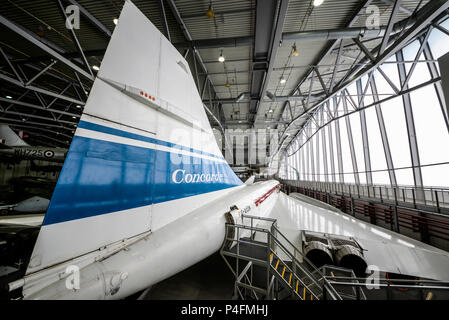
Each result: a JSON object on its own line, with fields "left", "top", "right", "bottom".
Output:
{"left": 379, "top": 0, "right": 403, "bottom": 55}
{"left": 159, "top": 0, "right": 171, "bottom": 42}
{"left": 327, "top": 112, "right": 336, "bottom": 183}
{"left": 334, "top": 103, "right": 345, "bottom": 183}
{"left": 321, "top": 111, "right": 329, "bottom": 182}
{"left": 315, "top": 126, "right": 320, "bottom": 181}
{"left": 0, "top": 46, "right": 23, "bottom": 84}
{"left": 269, "top": 0, "right": 375, "bottom": 157}
{"left": 0, "top": 14, "right": 94, "bottom": 81}
{"left": 309, "top": 126, "right": 315, "bottom": 182}
{"left": 330, "top": 40, "right": 344, "bottom": 92}
{"left": 306, "top": 68, "right": 315, "bottom": 109}
{"left": 357, "top": 79, "right": 373, "bottom": 185}
{"left": 25, "top": 60, "right": 57, "bottom": 86}
{"left": 370, "top": 66, "right": 397, "bottom": 186}
{"left": 7, "top": 123, "right": 73, "bottom": 139}
{"left": 433, "top": 23, "right": 449, "bottom": 37}
{"left": 274, "top": 0, "right": 449, "bottom": 157}
{"left": 166, "top": 0, "right": 220, "bottom": 115}
{"left": 0, "top": 109, "right": 76, "bottom": 125}
{"left": 353, "top": 37, "right": 376, "bottom": 62}
{"left": 422, "top": 41, "right": 449, "bottom": 133}
{"left": 396, "top": 50, "right": 424, "bottom": 190}
{"left": 342, "top": 91, "right": 360, "bottom": 184}
{"left": 315, "top": 68, "right": 329, "bottom": 96}
{"left": 381, "top": 0, "right": 412, "bottom": 15}
{"left": 0, "top": 73, "right": 85, "bottom": 105}
{"left": 249, "top": 0, "right": 279, "bottom": 122}
{"left": 251, "top": 0, "right": 289, "bottom": 125}
{"left": 64, "top": 0, "right": 112, "bottom": 37}
{"left": 286, "top": 101, "right": 294, "bottom": 120}
{"left": 401, "top": 26, "right": 432, "bottom": 89}
{"left": 57, "top": 0, "right": 94, "bottom": 78}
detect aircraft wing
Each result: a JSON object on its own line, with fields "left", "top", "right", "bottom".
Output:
{"left": 269, "top": 192, "right": 449, "bottom": 281}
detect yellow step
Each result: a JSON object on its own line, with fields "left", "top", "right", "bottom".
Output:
{"left": 296, "top": 280, "right": 299, "bottom": 293}
{"left": 288, "top": 273, "right": 292, "bottom": 285}
{"left": 281, "top": 266, "right": 286, "bottom": 277}
{"left": 275, "top": 259, "right": 280, "bottom": 270}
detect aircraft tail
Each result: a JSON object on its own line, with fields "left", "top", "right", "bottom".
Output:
{"left": 26, "top": 0, "right": 242, "bottom": 274}
{"left": 0, "top": 125, "right": 29, "bottom": 147}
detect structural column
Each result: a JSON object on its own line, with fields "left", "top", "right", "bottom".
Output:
{"left": 396, "top": 50, "right": 424, "bottom": 194}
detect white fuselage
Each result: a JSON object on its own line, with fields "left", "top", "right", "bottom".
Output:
{"left": 23, "top": 180, "right": 279, "bottom": 299}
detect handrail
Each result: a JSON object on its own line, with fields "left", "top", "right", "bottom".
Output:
{"left": 282, "top": 179, "right": 449, "bottom": 211}
{"left": 326, "top": 276, "right": 449, "bottom": 285}
{"left": 269, "top": 250, "right": 318, "bottom": 300}
{"left": 239, "top": 214, "right": 341, "bottom": 300}
{"left": 269, "top": 238, "right": 321, "bottom": 295}
{"left": 284, "top": 179, "right": 449, "bottom": 193}
{"left": 242, "top": 214, "right": 277, "bottom": 223}
{"left": 327, "top": 281, "right": 449, "bottom": 290}
{"left": 269, "top": 234, "right": 322, "bottom": 288}
{"left": 282, "top": 180, "right": 449, "bottom": 245}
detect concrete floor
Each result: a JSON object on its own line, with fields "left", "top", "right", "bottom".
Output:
{"left": 141, "top": 252, "right": 235, "bottom": 300}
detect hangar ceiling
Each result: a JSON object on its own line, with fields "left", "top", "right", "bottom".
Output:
{"left": 0, "top": 0, "right": 446, "bottom": 159}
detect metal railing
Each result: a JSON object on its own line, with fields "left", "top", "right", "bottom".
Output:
{"left": 316, "top": 265, "right": 367, "bottom": 300}
{"left": 220, "top": 214, "right": 341, "bottom": 300}
{"left": 284, "top": 180, "right": 449, "bottom": 212}
{"left": 220, "top": 214, "right": 449, "bottom": 300}
{"left": 281, "top": 180, "right": 449, "bottom": 247}
{"left": 325, "top": 276, "right": 449, "bottom": 300}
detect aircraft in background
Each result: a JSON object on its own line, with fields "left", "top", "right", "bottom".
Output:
{"left": 0, "top": 196, "right": 49, "bottom": 215}
{"left": 1, "top": 0, "right": 448, "bottom": 300}
{"left": 0, "top": 125, "right": 67, "bottom": 163}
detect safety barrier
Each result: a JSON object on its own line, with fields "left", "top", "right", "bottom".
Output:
{"left": 281, "top": 180, "right": 449, "bottom": 249}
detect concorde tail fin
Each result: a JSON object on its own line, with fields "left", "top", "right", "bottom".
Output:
{"left": 26, "top": 0, "right": 242, "bottom": 275}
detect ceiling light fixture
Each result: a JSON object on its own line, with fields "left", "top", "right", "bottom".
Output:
{"left": 92, "top": 65, "right": 100, "bottom": 71}
{"left": 113, "top": 18, "right": 118, "bottom": 25}
{"left": 280, "top": 76, "right": 286, "bottom": 84}
{"left": 268, "top": 109, "right": 273, "bottom": 113}
{"left": 292, "top": 43, "right": 299, "bottom": 57}
{"left": 218, "top": 50, "right": 225, "bottom": 63}
{"left": 225, "top": 82, "right": 231, "bottom": 88}
{"left": 206, "top": 2, "right": 215, "bottom": 18}
{"left": 76, "top": 105, "right": 81, "bottom": 109}
{"left": 5, "top": 95, "right": 12, "bottom": 99}
{"left": 313, "top": 0, "right": 324, "bottom": 7}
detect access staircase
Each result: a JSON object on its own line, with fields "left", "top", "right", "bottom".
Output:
{"left": 220, "top": 214, "right": 355, "bottom": 300}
